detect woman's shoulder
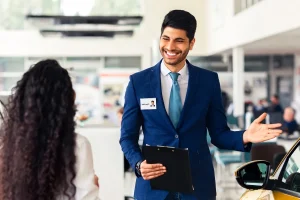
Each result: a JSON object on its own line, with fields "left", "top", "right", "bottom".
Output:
{"left": 75, "top": 133, "right": 91, "bottom": 149}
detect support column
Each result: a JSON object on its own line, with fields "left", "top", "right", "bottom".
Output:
{"left": 293, "top": 54, "right": 300, "bottom": 122}
{"left": 232, "top": 47, "right": 245, "bottom": 117}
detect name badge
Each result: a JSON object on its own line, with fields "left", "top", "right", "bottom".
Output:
{"left": 140, "top": 98, "right": 156, "bottom": 110}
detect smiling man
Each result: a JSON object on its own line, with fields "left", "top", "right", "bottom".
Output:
{"left": 120, "top": 10, "right": 282, "bottom": 200}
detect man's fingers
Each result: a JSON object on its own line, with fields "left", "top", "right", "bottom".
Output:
{"left": 142, "top": 163, "right": 163, "bottom": 169}
{"left": 141, "top": 167, "right": 166, "bottom": 174}
{"left": 264, "top": 130, "right": 282, "bottom": 139}
{"left": 264, "top": 133, "right": 281, "bottom": 141}
{"left": 267, "top": 123, "right": 282, "bottom": 129}
{"left": 142, "top": 169, "right": 166, "bottom": 177}
{"left": 268, "top": 129, "right": 283, "bottom": 134}
{"left": 254, "top": 112, "right": 267, "bottom": 123}
{"left": 143, "top": 171, "right": 165, "bottom": 180}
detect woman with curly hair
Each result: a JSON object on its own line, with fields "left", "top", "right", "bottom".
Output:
{"left": 0, "top": 59, "right": 99, "bottom": 200}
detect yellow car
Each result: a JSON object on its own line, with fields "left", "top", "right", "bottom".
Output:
{"left": 235, "top": 138, "right": 300, "bottom": 200}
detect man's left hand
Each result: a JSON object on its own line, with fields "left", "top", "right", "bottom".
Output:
{"left": 243, "top": 112, "right": 282, "bottom": 144}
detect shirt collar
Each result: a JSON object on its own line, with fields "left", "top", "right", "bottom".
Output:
{"left": 160, "top": 60, "right": 188, "bottom": 78}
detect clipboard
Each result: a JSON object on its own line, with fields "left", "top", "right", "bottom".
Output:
{"left": 142, "top": 145, "right": 194, "bottom": 193}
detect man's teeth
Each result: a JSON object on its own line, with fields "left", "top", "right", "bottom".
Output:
{"left": 166, "top": 51, "right": 176, "bottom": 56}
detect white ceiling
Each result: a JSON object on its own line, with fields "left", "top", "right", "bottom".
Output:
{"left": 242, "top": 27, "right": 300, "bottom": 54}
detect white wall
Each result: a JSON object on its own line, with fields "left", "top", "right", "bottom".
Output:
{"left": 0, "top": 31, "right": 146, "bottom": 56}
{"left": 204, "top": 0, "right": 300, "bottom": 55}
{"left": 0, "top": 30, "right": 154, "bottom": 69}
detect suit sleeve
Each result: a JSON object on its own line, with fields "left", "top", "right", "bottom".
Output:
{"left": 119, "top": 75, "right": 144, "bottom": 171}
{"left": 206, "top": 73, "right": 251, "bottom": 152}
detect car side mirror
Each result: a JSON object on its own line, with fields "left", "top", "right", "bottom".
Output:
{"left": 235, "top": 160, "right": 271, "bottom": 190}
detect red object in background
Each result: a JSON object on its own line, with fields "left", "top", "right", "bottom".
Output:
{"left": 103, "top": 103, "right": 113, "bottom": 108}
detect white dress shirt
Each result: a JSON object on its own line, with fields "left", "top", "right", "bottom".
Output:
{"left": 58, "top": 134, "right": 100, "bottom": 200}
{"left": 160, "top": 61, "right": 189, "bottom": 114}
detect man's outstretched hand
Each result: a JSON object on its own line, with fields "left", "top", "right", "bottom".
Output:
{"left": 243, "top": 112, "right": 282, "bottom": 144}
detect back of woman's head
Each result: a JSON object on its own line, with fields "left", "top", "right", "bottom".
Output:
{"left": 0, "top": 59, "right": 77, "bottom": 200}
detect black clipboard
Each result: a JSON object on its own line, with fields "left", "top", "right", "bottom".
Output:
{"left": 142, "top": 145, "right": 194, "bottom": 193}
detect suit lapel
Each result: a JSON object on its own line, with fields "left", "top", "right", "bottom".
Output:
{"left": 150, "top": 60, "right": 175, "bottom": 130}
{"left": 177, "top": 61, "right": 200, "bottom": 129}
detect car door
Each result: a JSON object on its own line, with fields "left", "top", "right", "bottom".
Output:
{"left": 271, "top": 140, "right": 300, "bottom": 199}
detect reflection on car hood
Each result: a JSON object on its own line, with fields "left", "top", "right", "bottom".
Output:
{"left": 240, "top": 189, "right": 264, "bottom": 200}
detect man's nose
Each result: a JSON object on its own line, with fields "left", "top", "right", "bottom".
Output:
{"left": 165, "top": 41, "right": 176, "bottom": 51}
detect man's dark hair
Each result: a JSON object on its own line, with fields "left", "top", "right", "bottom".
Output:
{"left": 273, "top": 94, "right": 279, "bottom": 100}
{"left": 161, "top": 9, "right": 197, "bottom": 42}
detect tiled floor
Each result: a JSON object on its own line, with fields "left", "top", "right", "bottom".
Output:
{"left": 124, "top": 138, "right": 298, "bottom": 200}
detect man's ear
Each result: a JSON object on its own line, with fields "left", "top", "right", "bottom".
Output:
{"left": 189, "top": 38, "right": 196, "bottom": 50}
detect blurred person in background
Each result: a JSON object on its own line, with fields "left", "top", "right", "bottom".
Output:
{"left": 253, "top": 98, "right": 268, "bottom": 118}
{"left": 268, "top": 94, "right": 283, "bottom": 113}
{"left": 253, "top": 98, "right": 268, "bottom": 124}
{"left": 282, "top": 107, "right": 299, "bottom": 139}
{"left": 0, "top": 59, "right": 99, "bottom": 200}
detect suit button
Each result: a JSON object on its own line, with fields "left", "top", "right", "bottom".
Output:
{"left": 175, "top": 134, "right": 179, "bottom": 138}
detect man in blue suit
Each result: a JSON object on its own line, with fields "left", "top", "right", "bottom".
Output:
{"left": 120, "top": 10, "right": 282, "bottom": 200}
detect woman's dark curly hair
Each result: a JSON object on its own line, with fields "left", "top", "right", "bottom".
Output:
{"left": 0, "top": 100, "right": 4, "bottom": 121}
{"left": 0, "top": 59, "right": 77, "bottom": 200}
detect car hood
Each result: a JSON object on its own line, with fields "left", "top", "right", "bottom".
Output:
{"left": 240, "top": 189, "right": 264, "bottom": 200}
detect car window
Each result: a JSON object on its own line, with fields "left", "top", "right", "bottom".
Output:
{"left": 277, "top": 143, "right": 300, "bottom": 193}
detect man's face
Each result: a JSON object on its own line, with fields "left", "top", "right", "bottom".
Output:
{"left": 151, "top": 101, "right": 154, "bottom": 105}
{"left": 271, "top": 96, "right": 278, "bottom": 104}
{"left": 160, "top": 27, "right": 195, "bottom": 67}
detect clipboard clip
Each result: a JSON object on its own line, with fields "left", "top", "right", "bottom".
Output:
{"left": 157, "top": 145, "right": 175, "bottom": 148}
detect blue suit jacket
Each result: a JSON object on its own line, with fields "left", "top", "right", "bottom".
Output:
{"left": 120, "top": 60, "right": 251, "bottom": 200}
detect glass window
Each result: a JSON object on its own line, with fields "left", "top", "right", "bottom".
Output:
{"left": 65, "top": 57, "right": 101, "bottom": 71}
{"left": 0, "top": 77, "right": 21, "bottom": 91}
{"left": 235, "top": 0, "right": 264, "bottom": 14}
{"left": 66, "top": 57, "right": 101, "bottom": 61}
{"left": 27, "top": 57, "right": 64, "bottom": 69}
{"left": 187, "top": 56, "right": 229, "bottom": 72}
{"left": 0, "top": 57, "right": 24, "bottom": 72}
{"left": 71, "top": 67, "right": 102, "bottom": 125}
{"left": 273, "top": 55, "right": 294, "bottom": 69}
{"left": 244, "top": 56, "right": 269, "bottom": 72}
{"left": 105, "top": 56, "right": 141, "bottom": 69}
{"left": 278, "top": 142, "right": 300, "bottom": 193}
